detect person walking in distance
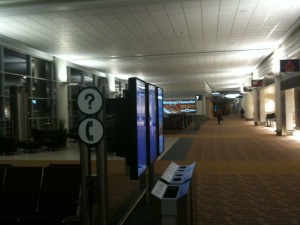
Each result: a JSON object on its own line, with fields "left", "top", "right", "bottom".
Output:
{"left": 216, "top": 108, "right": 223, "bottom": 125}
{"left": 240, "top": 107, "right": 245, "bottom": 119}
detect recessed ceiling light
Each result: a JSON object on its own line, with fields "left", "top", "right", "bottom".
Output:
{"left": 240, "top": 9, "right": 250, "bottom": 13}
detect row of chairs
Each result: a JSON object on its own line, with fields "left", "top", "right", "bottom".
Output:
{"left": 0, "top": 164, "right": 81, "bottom": 225}
{"left": 163, "top": 114, "right": 194, "bottom": 129}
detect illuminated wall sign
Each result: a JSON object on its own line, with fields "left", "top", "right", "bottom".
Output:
{"left": 251, "top": 79, "right": 263, "bottom": 87}
{"left": 280, "top": 59, "right": 300, "bottom": 90}
{"left": 195, "top": 95, "right": 202, "bottom": 100}
{"left": 280, "top": 59, "right": 299, "bottom": 73}
{"left": 163, "top": 99, "right": 196, "bottom": 114}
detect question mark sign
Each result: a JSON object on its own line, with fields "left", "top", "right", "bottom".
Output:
{"left": 85, "top": 94, "right": 95, "bottom": 109}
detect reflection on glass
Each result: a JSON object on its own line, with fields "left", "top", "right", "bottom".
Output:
{"left": 29, "top": 99, "right": 51, "bottom": 118}
{"left": 32, "top": 79, "right": 52, "bottom": 98}
{"left": 147, "top": 84, "right": 157, "bottom": 164}
{"left": 84, "top": 74, "right": 94, "bottom": 86}
{"left": 157, "top": 88, "right": 164, "bottom": 154}
{"left": 4, "top": 49, "right": 27, "bottom": 75}
{"left": 70, "top": 68, "right": 82, "bottom": 84}
{"left": 32, "top": 58, "right": 53, "bottom": 80}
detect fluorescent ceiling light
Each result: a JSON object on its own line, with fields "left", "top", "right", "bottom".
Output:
{"left": 225, "top": 93, "right": 241, "bottom": 98}
{"left": 265, "top": 23, "right": 279, "bottom": 40}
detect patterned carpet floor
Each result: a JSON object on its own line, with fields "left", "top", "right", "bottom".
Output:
{"left": 2, "top": 114, "right": 300, "bottom": 225}
{"left": 155, "top": 114, "right": 300, "bottom": 225}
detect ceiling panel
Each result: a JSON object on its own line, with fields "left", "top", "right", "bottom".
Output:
{"left": 0, "top": 0, "right": 299, "bottom": 97}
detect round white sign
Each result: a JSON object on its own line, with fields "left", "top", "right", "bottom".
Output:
{"left": 78, "top": 118, "right": 104, "bottom": 145}
{"left": 77, "top": 87, "right": 103, "bottom": 115}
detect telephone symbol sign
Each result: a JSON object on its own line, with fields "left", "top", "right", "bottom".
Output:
{"left": 78, "top": 118, "right": 104, "bottom": 145}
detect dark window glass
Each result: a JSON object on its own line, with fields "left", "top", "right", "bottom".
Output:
{"left": 4, "top": 49, "right": 27, "bottom": 75}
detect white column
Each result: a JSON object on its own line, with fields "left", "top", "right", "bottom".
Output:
{"left": 285, "top": 88, "right": 294, "bottom": 135}
{"left": 245, "top": 92, "right": 254, "bottom": 120}
{"left": 259, "top": 90, "right": 265, "bottom": 124}
{"left": 54, "top": 57, "right": 69, "bottom": 129}
{"left": 203, "top": 96, "right": 207, "bottom": 117}
{"left": 107, "top": 74, "right": 115, "bottom": 98}
{"left": 275, "top": 76, "right": 282, "bottom": 135}
{"left": 196, "top": 98, "right": 204, "bottom": 115}
{"left": 253, "top": 89, "right": 258, "bottom": 125}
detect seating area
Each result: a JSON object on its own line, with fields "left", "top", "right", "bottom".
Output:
{"left": 163, "top": 114, "right": 194, "bottom": 129}
{"left": 0, "top": 136, "right": 19, "bottom": 155}
{"left": 0, "top": 128, "right": 68, "bottom": 155}
{"left": 31, "top": 129, "right": 68, "bottom": 150}
{"left": 68, "top": 128, "right": 79, "bottom": 141}
{"left": 265, "top": 113, "right": 276, "bottom": 127}
{"left": 0, "top": 164, "right": 81, "bottom": 225}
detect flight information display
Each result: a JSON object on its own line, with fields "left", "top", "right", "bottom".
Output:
{"left": 157, "top": 87, "right": 164, "bottom": 155}
{"left": 146, "top": 84, "right": 157, "bottom": 164}
{"left": 128, "top": 77, "right": 148, "bottom": 179}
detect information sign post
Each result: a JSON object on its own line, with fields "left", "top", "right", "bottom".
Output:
{"left": 77, "top": 87, "right": 107, "bottom": 225}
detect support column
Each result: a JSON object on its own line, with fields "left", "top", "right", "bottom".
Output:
{"left": 259, "top": 89, "right": 265, "bottom": 125}
{"left": 203, "top": 96, "right": 207, "bottom": 117}
{"left": 294, "top": 87, "right": 300, "bottom": 129}
{"left": 253, "top": 89, "right": 258, "bottom": 125}
{"left": 10, "top": 87, "right": 28, "bottom": 141}
{"left": 54, "top": 57, "right": 69, "bottom": 130}
{"left": 285, "top": 89, "right": 294, "bottom": 135}
{"left": 275, "top": 76, "right": 283, "bottom": 135}
{"left": 107, "top": 74, "right": 116, "bottom": 98}
{"left": 245, "top": 92, "right": 254, "bottom": 121}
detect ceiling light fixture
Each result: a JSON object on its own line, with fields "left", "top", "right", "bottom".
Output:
{"left": 240, "top": 9, "right": 250, "bottom": 13}
{"left": 264, "top": 9, "right": 273, "bottom": 23}
{"left": 265, "top": 23, "right": 279, "bottom": 40}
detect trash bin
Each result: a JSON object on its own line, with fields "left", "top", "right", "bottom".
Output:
{"left": 151, "top": 162, "right": 196, "bottom": 225}
{"left": 151, "top": 180, "right": 191, "bottom": 225}
{"left": 161, "top": 162, "right": 196, "bottom": 185}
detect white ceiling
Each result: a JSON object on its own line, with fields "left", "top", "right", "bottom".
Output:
{"left": 0, "top": 0, "right": 300, "bottom": 97}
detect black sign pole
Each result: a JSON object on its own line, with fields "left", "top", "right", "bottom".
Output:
{"left": 77, "top": 87, "right": 106, "bottom": 225}
{"left": 79, "top": 142, "right": 91, "bottom": 225}
{"left": 96, "top": 89, "right": 108, "bottom": 225}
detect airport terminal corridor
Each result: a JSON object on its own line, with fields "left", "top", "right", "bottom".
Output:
{"left": 1, "top": 114, "right": 300, "bottom": 225}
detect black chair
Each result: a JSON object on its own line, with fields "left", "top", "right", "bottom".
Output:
{"left": 0, "top": 136, "right": 18, "bottom": 155}
{"left": 68, "top": 128, "right": 79, "bottom": 141}
{"left": 0, "top": 165, "right": 5, "bottom": 196}
{"left": 19, "top": 166, "right": 81, "bottom": 225}
{"left": 32, "top": 129, "right": 68, "bottom": 150}
{"left": 0, "top": 167, "right": 43, "bottom": 225}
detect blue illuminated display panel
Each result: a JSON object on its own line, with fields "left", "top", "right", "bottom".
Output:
{"left": 146, "top": 84, "right": 158, "bottom": 165}
{"left": 157, "top": 87, "right": 165, "bottom": 155}
{"left": 128, "top": 77, "right": 148, "bottom": 179}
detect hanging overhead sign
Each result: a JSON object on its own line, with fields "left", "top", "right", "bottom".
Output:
{"left": 280, "top": 59, "right": 300, "bottom": 90}
{"left": 251, "top": 79, "right": 263, "bottom": 87}
{"left": 280, "top": 59, "right": 299, "bottom": 73}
